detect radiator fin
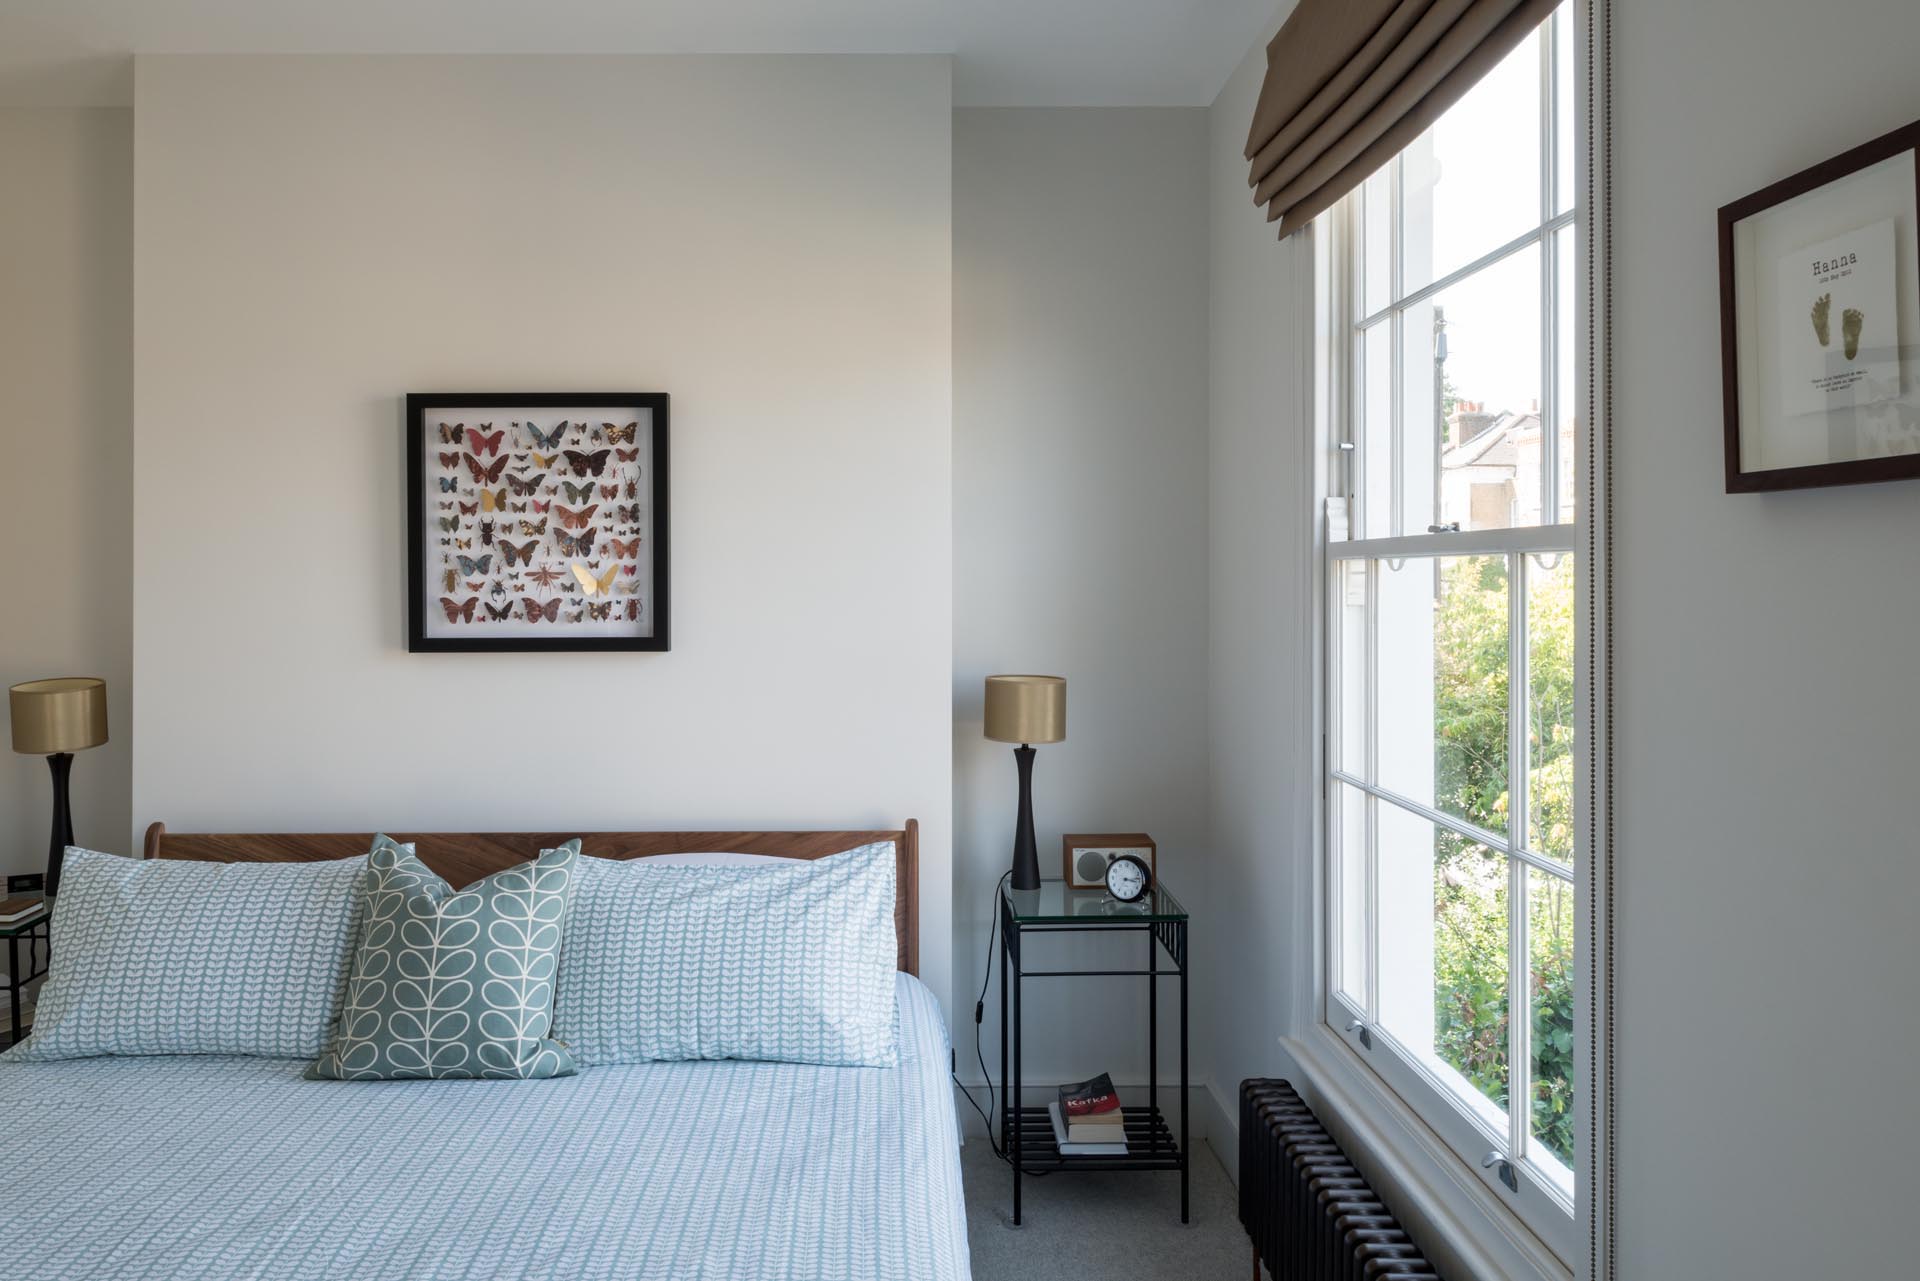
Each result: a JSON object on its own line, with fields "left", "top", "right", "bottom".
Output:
{"left": 1239, "top": 1078, "right": 1444, "bottom": 1281}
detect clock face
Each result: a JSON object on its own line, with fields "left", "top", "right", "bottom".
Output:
{"left": 1105, "top": 854, "right": 1149, "bottom": 903}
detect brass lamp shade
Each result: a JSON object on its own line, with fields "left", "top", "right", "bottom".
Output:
{"left": 984, "top": 675, "right": 1065, "bottom": 745}
{"left": 10, "top": 677, "right": 109, "bottom": 755}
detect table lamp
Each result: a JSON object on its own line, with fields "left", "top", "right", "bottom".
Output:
{"left": 984, "top": 674, "right": 1065, "bottom": 892}
{"left": 10, "top": 677, "right": 109, "bottom": 898}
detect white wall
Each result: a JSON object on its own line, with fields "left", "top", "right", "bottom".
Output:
{"left": 1611, "top": 1, "right": 1920, "bottom": 1275}
{"left": 0, "top": 109, "right": 132, "bottom": 887}
{"left": 130, "top": 55, "right": 955, "bottom": 1017}
{"left": 952, "top": 107, "right": 1210, "bottom": 1093}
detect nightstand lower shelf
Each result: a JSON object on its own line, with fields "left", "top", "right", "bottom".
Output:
{"left": 1008, "top": 1105, "right": 1183, "bottom": 1173}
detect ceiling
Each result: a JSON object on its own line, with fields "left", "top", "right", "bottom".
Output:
{"left": 0, "top": 0, "right": 1278, "bottom": 108}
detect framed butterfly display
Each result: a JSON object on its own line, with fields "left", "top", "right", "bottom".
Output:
{"left": 406, "top": 392, "right": 670, "bottom": 652}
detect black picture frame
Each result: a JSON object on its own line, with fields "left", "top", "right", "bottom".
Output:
{"left": 1719, "top": 119, "right": 1920, "bottom": 493}
{"left": 405, "top": 392, "right": 671, "bottom": 653}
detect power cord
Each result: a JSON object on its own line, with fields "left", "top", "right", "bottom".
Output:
{"left": 950, "top": 872, "right": 1050, "bottom": 1174}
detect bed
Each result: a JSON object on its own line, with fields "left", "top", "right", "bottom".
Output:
{"left": 0, "top": 823, "right": 971, "bottom": 1281}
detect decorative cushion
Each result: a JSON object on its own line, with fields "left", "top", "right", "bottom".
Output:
{"left": 552, "top": 840, "right": 899, "bottom": 1068}
{"left": 307, "top": 837, "right": 579, "bottom": 1081}
{"left": 1, "top": 847, "right": 367, "bottom": 1062}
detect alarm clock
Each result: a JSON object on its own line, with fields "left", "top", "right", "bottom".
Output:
{"left": 1063, "top": 833, "right": 1157, "bottom": 893}
{"left": 1104, "top": 852, "right": 1152, "bottom": 903}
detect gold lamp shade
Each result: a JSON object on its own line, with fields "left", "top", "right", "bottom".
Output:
{"left": 984, "top": 675, "right": 1065, "bottom": 745}
{"left": 10, "top": 677, "right": 109, "bottom": 755}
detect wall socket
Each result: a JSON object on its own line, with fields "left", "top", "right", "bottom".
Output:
{"left": 7, "top": 873, "right": 44, "bottom": 895}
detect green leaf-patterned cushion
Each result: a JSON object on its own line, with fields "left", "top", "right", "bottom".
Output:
{"left": 307, "top": 837, "right": 579, "bottom": 1081}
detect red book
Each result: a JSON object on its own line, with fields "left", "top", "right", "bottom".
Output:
{"left": 1060, "top": 1073, "right": 1121, "bottom": 1118}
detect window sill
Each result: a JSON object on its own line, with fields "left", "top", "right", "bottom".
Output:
{"left": 1280, "top": 1024, "right": 1572, "bottom": 1281}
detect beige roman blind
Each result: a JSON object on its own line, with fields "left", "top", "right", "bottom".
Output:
{"left": 1246, "top": 0, "right": 1562, "bottom": 237}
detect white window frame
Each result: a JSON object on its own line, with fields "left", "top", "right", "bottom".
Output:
{"left": 1316, "top": 6, "right": 1582, "bottom": 1263}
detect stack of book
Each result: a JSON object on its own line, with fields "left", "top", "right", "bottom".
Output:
{"left": 0, "top": 895, "right": 44, "bottom": 926}
{"left": 1046, "top": 1072, "right": 1127, "bottom": 1155}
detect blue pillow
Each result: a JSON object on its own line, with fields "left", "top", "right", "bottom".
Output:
{"left": 552, "top": 842, "right": 899, "bottom": 1067}
{"left": 307, "top": 837, "right": 579, "bottom": 1081}
{"left": 2, "top": 847, "right": 366, "bottom": 1062}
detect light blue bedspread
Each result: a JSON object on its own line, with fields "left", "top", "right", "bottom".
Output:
{"left": 0, "top": 973, "right": 970, "bottom": 1281}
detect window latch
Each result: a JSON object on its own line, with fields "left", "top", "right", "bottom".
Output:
{"left": 1426, "top": 522, "right": 1461, "bottom": 533}
{"left": 1344, "top": 1019, "right": 1372, "bottom": 1050}
{"left": 1481, "top": 1151, "right": 1518, "bottom": 1192}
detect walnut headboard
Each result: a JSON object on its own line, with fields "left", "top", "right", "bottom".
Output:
{"left": 143, "top": 820, "right": 920, "bottom": 976}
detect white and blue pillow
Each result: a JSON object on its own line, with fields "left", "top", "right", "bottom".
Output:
{"left": 552, "top": 842, "right": 900, "bottom": 1068}
{"left": 2, "top": 847, "right": 366, "bottom": 1062}
{"left": 307, "top": 837, "right": 579, "bottom": 1081}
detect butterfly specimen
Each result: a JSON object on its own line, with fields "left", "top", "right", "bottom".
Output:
{"left": 554, "top": 527, "right": 597, "bottom": 557}
{"left": 614, "top": 579, "right": 639, "bottom": 596}
{"left": 466, "top": 425, "right": 505, "bottom": 457}
{"left": 615, "top": 448, "right": 638, "bottom": 463}
{"left": 521, "top": 596, "right": 562, "bottom": 623}
{"left": 439, "top": 476, "right": 459, "bottom": 492}
{"left": 587, "top": 601, "right": 613, "bottom": 621}
{"left": 606, "top": 536, "right": 641, "bottom": 558}
{"left": 484, "top": 602, "right": 514, "bottom": 621}
{"left": 500, "top": 539, "right": 541, "bottom": 568}
{"left": 442, "top": 567, "right": 459, "bottom": 593}
{"left": 479, "top": 519, "right": 496, "bottom": 546}
{"left": 455, "top": 553, "right": 494, "bottom": 576}
{"left": 463, "top": 453, "right": 508, "bottom": 485}
{"left": 571, "top": 561, "right": 618, "bottom": 596}
{"left": 524, "top": 565, "right": 565, "bottom": 589}
{"left": 436, "top": 515, "right": 461, "bottom": 533}
{"left": 479, "top": 487, "right": 509, "bottom": 512}
{"left": 439, "top": 596, "right": 479, "bottom": 623}
{"left": 598, "top": 483, "right": 619, "bottom": 500}
{"left": 555, "top": 503, "right": 598, "bottom": 530}
{"left": 530, "top": 450, "right": 558, "bottom": 469}
{"left": 615, "top": 504, "right": 641, "bottom": 524}
{"left": 510, "top": 502, "right": 527, "bottom": 513}
{"left": 506, "top": 471, "right": 548, "bottom": 496}
{"left": 566, "top": 609, "right": 585, "bottom": 624}
{"left": 438, "top": 538, "right": 451, "bottom": 547}
{"left": 458, "top": 500, "right": 480, "bottom": 516}
{"left": 603, "top": 422, "right": 638, "bottom": 445}
{"left": 465, "top": 580, "right": 485, "bottom": 591}
{"left": 438, "top": 422, "right": 465, "bottom": 444}
{"left": 438, "top": 451, "right": 461, "bottom": 469}
{"left": 542, "top": 486, "right": 559, "bottom": 497}
{"left": 438, "top": 501, "right": 455, "bottom": 511}
{"left": 564, "top": 449, "right": 612, "bottom": 478}
{"left": 623, "top": 479, "right": 639, "bottom": 500}
{"left": 523, "top": 421, "right": 567, "bottom": 451}
{"left": 455, "top": 538, "right": 473, "bottom": 549}
{"left": 561, "top": 480, "right": 597, "bottom": 504}
{"left": 531, "top": 499, "right": 552, "bottom": 514}
{"left": 518, "top": 517, "right": 548, "bottom": 536}
{"left": 621, "top": 563, "right": 638, "bottom": 576}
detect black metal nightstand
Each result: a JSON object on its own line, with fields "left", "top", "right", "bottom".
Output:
{"left": 997, "top": 878, "right": 1189, "bottom": 1225}
{"left": 2, "top": 904, "right": 50, "bottom": 1050}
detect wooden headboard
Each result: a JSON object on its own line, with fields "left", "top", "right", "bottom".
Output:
{"left": 143, "top": 820, "right": 920, "bottom": 976}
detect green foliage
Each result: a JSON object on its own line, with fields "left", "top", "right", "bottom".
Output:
{"left": 1430, "top": 556, "right": 1576, "bottom": 1166}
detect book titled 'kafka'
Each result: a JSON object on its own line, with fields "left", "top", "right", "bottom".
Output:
{"left": 1059, "top": 1072, "right": 1121, "bottom": 1118}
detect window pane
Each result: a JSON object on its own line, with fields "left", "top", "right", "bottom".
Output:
{"left": 1555, "top": 226, "right": 1577, "bottom": 523}
{"left": 1424, "top": 248, "right": 1544, "bottom": 534}
{"left": 1376, "top": 800, "right": 1509, "bottom": 1123}
{"left": 1361, "top": 319, "right": 1395, "bottom": 538}
{"left": 1363, "top": 162, "right": 1394, "bottom": 317}
{"left": 1377, "top": 556, "right": 1512, "bottom": 833}
{"left": 1554, "top": 7, "right": 1574, "bottom": 216}
{"left": 1528, "top": 867, "right": 1575, "bottom": 1167}
{"left": 1526, "top": 553, "right": 1575, "bottom": 862}
{"left": 1334, "top": 782, "right": 1369, "bottom": 1005}
{"left": 1400, "top": 25, "right": 1544, "bottom": 297}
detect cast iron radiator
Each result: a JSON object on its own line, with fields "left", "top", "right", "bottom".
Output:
{"left": 1239, "top": 1079, "right": 1442, "bottom": 1280}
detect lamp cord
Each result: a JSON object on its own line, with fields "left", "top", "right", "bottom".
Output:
{"left": 952, "top": 871, "right": 1049, "bottom": 1173}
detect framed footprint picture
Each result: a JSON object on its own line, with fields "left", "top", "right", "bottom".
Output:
{"left": 406, "top": 392, "right": 670, "bottom": 652}
{"left": 1720, "top": 119, "right": 1920, "bottom": 492}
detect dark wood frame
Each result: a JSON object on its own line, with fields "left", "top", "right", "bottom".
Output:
{"left": 405, "top": 392, "right": 672, "bottom": 652}
{"left": 1719, "top": 119, "right": 1920, "bottom": 493}
{"left": 143, "top": 820, "right": 919, "bottom": 976}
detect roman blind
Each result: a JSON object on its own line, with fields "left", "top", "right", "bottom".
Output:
{"left": 1246, "top": 0, "right": 1562, "bottom": 236}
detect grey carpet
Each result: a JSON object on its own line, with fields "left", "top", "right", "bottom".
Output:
{"left": 962, "top": 1138, "right": 1249, "bottom": 1280}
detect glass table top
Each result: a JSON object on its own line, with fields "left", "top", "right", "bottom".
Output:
{"left": 1002, "top": 878, "right": 1185, "bottom": 924}
{"left": 0, "top": 902, "right": 49, "bottom": 937}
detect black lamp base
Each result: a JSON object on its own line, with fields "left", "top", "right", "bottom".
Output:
{"left": 45, "top": 751, "right": 74, "bottom": 899}
{"left": 1010, "top": 744, "right": 1041, "bottom": 891}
